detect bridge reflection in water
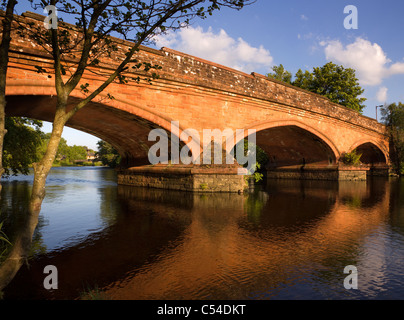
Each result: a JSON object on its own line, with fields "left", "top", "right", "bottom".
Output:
{"left": 3, "top": 173, "right": 404, "bottom": 300}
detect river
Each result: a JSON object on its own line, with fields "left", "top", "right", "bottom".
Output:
{"left": 1, "top": 167, "right": 404, "bottom": 300}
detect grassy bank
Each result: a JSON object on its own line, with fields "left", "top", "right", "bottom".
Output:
{"left": 52, "top": 161, "right": 104, "bottom": 167}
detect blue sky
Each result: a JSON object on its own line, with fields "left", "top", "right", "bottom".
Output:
{"left": 14, "top": 0, "right": 404, "bottom": 150}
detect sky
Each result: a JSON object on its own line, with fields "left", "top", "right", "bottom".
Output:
{"left": 13, "top": 0, "right": 404, "bottom": 150}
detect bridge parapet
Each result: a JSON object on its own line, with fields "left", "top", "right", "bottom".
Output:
{"left": 3, "top": 10, "right": 386, "bottom": 138}
{"left": 157, "top": 47, "right": 386, "bottom": 135}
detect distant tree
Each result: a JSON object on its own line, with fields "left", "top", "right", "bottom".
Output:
{"left": 39, "top": 133, "right": 88, "bottom": 164}
{"left": 267, "top": 62, "right": 366, "bottom": 113}
{"left": 38, "top": 133, "right": 68, "bottom": 160}
{"left": 66, "top": 145, "right": 88, "bottom": 162}
{"left": 293, "top": 68, "right": 313, "bottom": 89}
{"left": 56, "top": 137, "right": 69, "bottom": 160}
{"left": 381, "top": 102, "right": 404, "bottom": 175}
{"left": 96, "top": 140, "right": 121, "bottom": 168}
{"left": 3, "top": 117, "right": 44, "bottom": 177}
{"left": 293, "top": 62, "right": 366, "bottom": 113}
{"left": 267, "top": 64, "right": 292, "bottom": 84}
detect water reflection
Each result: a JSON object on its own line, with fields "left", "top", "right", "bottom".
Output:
{"left": 2, "top": 169, "right": 404, "bottom": 300}
{"left": 0, "top": 180, "right": 47, "bottom": 257}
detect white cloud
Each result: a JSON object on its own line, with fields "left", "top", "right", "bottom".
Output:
{"left": 153, "top": 26, "right": 273, "bottom": 73}
{"left": 300, "top": 14, "right": 309, "bottom": 21}
{"left": 320, "top": 37, "right": 404, "bottom": 86}
{"left": 376, "top": 87, "right": 388, "bottom": 103}
{"left": 389, "top": 62, "right": 404, "bottom": 75}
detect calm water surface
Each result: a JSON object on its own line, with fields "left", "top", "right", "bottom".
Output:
{"left": 1, "top": 167, "right": 404, "bottom": 300}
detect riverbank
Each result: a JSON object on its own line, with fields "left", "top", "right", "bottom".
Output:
{"left": 51, "top": 160, "right": 104, "bottom": 167}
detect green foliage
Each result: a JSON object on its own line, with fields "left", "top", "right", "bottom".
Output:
{"left": 293, "top": 68, "right": 314, "bottom": 89}
{"left": 381, "top": 102, "right": 404, "bottom": 175}
{"left": 38, "top": 133, "right": 89, "bottom": 166}
{"left": 297, "top": 62, "right": 366, "bottom": 113}
{"left": 96, "top": 140, "right": 121, "bottom": 168}
{"left": 268, "top": 62, "right": 366, "bottom": 113}
{"left": 341, "top": 150, "right": 362, "bottom": 166}
{"left": 67, "top": 145, "right": 88, "bottom": 162}
{"left": 267, "top": 64, "right": 292, "bottom": 84}
{"left": 2, "top": 119, "right": 95, "bottom": 173}
{"left": 3, "top": 117, "right": 44, "bottom": 177}
{"left": 244, "top": 139, "right": 269, "bottom": 170}
{"left": 234, "top": 139, "right": 268, "bottom": 182}
{"left": 382, "top": 102, "right": 404, "bottom": 129}
{"left": 252, "top": 163, "right": 264, "bottom": 182}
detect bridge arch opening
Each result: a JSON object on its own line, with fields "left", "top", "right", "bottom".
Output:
{"left": 231, "top": 124, "right": 338, "bottom": 170}
{"left": 351, "top": 142, "right": 387, "bottom": 166}
{"left": 4, "top": 94, "right": 186, "bottom": 168}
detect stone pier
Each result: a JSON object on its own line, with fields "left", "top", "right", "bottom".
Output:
{"left": 266, "top": 165, "right": 390, "bottom": 181}
{"left": 117, "top": 163, "right": 391, "bottom": 193}
{"left": 117, "top": 164, "right": 248, "bottom": 193}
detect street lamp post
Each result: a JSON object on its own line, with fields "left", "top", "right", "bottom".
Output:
{"left": 375, "top": 105, "right": 383, "bottom": 122}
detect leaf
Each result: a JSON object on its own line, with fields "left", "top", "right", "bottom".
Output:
{"left": 80, "top": 83, "right": 90, "bottom": 94}
{"left": 34, "top": 66, "right": 47, "bottom": 74}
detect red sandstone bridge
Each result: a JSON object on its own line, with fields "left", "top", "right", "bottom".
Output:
{"left": 3, "top": 12, "right": 390, "bottom": 192}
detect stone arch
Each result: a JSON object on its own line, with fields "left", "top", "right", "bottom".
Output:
{"left": 228, "top": 120, "right": 339, "bottom": 168}
{"left": 4, "top": 82, "right": 191, "bottom": 167}
{"left": 348, "top": 140, "right": 388, "bottom": 165}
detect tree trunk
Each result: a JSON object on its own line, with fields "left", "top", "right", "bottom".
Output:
{"left": 0, "top": 109, "right": 66, "bottom": 293}
{"left": 0, "top": 0, "right": 18, "bottom": 194}
{"left": 0, "top": 95, "right": 6, "bottom": 187}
